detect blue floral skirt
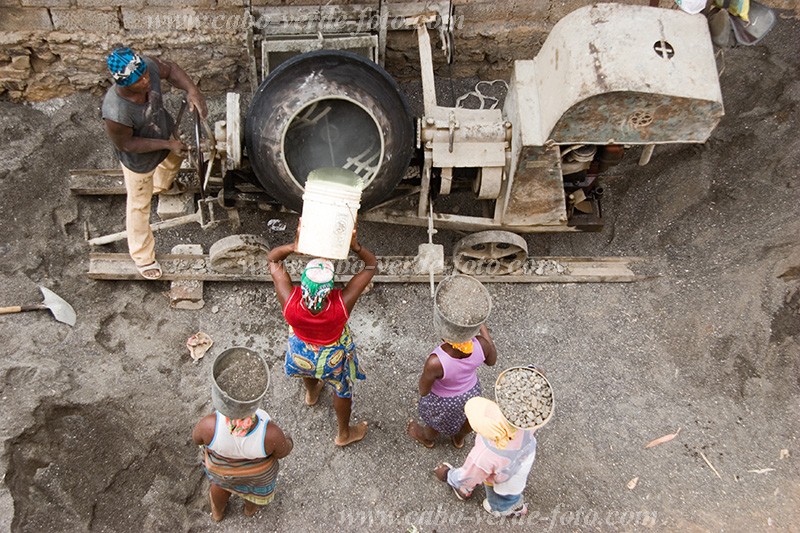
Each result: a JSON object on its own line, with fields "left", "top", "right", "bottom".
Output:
{"left": 284, "top": 324, "right": 365, "bottom": 399}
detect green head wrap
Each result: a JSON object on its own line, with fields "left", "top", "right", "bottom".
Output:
{"left": 301, "top": 259, "right": 335, "bottom": 312}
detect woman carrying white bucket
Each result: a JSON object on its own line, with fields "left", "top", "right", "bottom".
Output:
{"left": 267, "top": 226, "right": 377, "bottom": 446}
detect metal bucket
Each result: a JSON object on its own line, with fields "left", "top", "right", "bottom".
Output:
{"left": 433, "top": 274, "right": 492, "bottom": 343}
{"left": 494, "top": 366, "right": 555, "bottom": 431}
{"left": 211, "top": 347, "right": 270, "bottom": 419}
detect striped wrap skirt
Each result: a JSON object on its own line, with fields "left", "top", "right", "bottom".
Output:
{"left": 203, "top": 448, "right": 279, "bottom": 506}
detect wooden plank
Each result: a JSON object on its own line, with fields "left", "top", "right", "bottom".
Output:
{"left": 68, "top": 168, "right": 210, "bottom": 196}
{"left": 88, "top": 253, "right": 646, "bottom": 283}
{"left": 69, "top": 169, "right": 125, "bottom": 195}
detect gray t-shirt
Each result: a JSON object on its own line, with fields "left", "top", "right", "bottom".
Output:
{"left": 102, "top": 57, "right": 174, "bottom": 173}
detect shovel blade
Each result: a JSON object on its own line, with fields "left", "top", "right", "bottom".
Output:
{"left": 40, "top": 287, "right": 76, "bottom": 327}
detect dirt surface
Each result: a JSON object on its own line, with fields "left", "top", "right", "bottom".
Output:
{"left": 1, "top": 18, "right": 799, "bottom": 533}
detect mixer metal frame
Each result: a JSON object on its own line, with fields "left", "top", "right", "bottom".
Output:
{"left": 71, "top": 3, "right": 724, "bottom": 287}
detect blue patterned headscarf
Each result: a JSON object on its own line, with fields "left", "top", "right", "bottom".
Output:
{"left": 106, "top": 47, "right": 147, "bottom": 87}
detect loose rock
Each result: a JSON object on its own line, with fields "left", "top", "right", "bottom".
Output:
{"left": 496, "top": 367, "right": 554, "bottom": 429}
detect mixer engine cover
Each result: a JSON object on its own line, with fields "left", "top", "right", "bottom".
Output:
{"left": 246, "top": 50, "right": 414, "bottom": 212}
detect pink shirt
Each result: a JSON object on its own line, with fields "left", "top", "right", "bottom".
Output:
{"left": 430, "top": 338, "right": 485, "bottom": 397}
{"left": 448, "top": 429, "right": 538, "bottom": 495}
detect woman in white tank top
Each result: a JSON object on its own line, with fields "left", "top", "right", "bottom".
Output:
{"left": 192, "top": 406, "right": 293, "bottom": 522}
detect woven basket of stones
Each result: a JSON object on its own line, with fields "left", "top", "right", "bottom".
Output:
{"left": 495, "top": 366, "right": 554, "bottom": 430}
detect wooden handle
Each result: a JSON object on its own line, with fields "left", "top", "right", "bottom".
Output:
{"left": 0, "top": 304, "right": 46, "bottom": 314}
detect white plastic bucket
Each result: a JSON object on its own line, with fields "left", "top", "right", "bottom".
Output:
{"left": 296, "top": 167, "right": 363, "bottom": 260}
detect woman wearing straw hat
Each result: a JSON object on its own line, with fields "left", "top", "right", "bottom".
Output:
{"left": 267, "top": 228, "right": 377, "bottom": 446}
{"left": 433, "top": 397, "right": 538, "bottom": 518}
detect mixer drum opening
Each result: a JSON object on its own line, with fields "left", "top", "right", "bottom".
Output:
{"left": 246, "top": 50, "right": 414, "bottom": 212}
{"left": 282, "top": 98, "right": 384, "bottom": 192}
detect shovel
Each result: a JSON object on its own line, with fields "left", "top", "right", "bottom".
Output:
{"left": 0, "top": 287, "right": 77, "bottom": 326}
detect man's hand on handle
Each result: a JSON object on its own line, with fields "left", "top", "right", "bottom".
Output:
{"left": 187, "top": 89, "right": 208, "bottom": 120}
{"left": 167, "top": 138, "right": 188, "bottom": 157}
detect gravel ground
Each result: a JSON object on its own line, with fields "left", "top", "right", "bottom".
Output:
{"left": 0, "top": 17, "right": 799, "bottom": 533}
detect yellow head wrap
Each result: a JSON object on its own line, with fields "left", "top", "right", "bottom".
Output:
{"left": 464, "top": 397, "right": 517, "bottom": 450}
{"left": 446, "top": 339, "right": 474, "bottom": 354}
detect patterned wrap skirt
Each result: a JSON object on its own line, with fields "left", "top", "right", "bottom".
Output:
{"left": 418, "top": 380, "right": 482, "bottom": 436}
{"left": 203, "top": 448, "right": 279, "bottom": 506}
{"left": 284, "top": 324, "right": 366, "bottom": 399}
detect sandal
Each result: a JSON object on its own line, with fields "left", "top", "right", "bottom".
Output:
{"left": 482, "top": 498, "right": 528, "bottom": 518}
{"left": 137, "top": 260, "right": 162, "bottom": 280}
{"left": 434, "top": 463, "right": 471, "bottom": 500}
{"left": 159, "top": 180, "right": 188, "bottom": 196}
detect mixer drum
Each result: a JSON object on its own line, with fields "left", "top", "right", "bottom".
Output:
{"left": 245, "top": 50, "right": 414, "bottom": 212}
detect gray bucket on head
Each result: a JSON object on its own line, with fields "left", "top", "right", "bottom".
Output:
{"left": 211, "top": 347, "right": 270, "bottom": 419}
{"left": 433, "top": 274, "right": 492, "bottom": 343}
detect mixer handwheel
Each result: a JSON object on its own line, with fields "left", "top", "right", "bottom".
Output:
{"left": 208, "top": 234, "right": 270, "bottom": 273}
{"left": 453, "top": 231, "right": 528, "bottom": 275}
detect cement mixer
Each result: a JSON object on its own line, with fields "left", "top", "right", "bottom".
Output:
{"left": 226, "top": 3, "right": 723, "bottom": 240}
{"left": 80, "top": 3, "right": 725, "bottom": 284}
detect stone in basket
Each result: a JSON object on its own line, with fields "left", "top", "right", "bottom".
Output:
{"left": 494, "top": 366, "right": 554, "bottom": 430}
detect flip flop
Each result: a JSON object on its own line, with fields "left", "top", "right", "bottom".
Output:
{"left": 730, "top": 1, "right": 776, "bottom": 46}
{"left": 434, "top": 463, "right": 470, "bottom": 500}
{"left": 137, "top": 260, "right": 162, "bottom": 280}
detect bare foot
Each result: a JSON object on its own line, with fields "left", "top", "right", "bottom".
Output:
{"left": 243, "top": 501, "right": 260, "bottom": 517}
{"left": 452, "top": 435, "right": 465, "bottom": 449}
{"left": 433, "top": 463, "right": 450, "bottom": 482}
{"left": 335, "top": 421, "right": 368, "bottom": 446}
{"left": 305, "top": 380, "right": 325, "bottom": 406}
{"left": 406, "top": 420, "right": 435, "bottom": 448}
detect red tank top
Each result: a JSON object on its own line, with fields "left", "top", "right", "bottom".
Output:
{"left": 282, "top": 287, "right": 349, "bottom": 345}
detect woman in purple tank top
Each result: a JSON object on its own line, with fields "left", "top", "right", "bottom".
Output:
{"left": 407, "top": 324, "right": 497, "bottom": 448}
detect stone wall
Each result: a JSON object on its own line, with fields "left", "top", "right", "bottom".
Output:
{"left": 1, "top": 0, "right": 797, "bottom": 101}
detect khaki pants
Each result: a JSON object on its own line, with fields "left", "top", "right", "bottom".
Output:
{"left": 121, "top": 151, "right": 183, "bottom": 267}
